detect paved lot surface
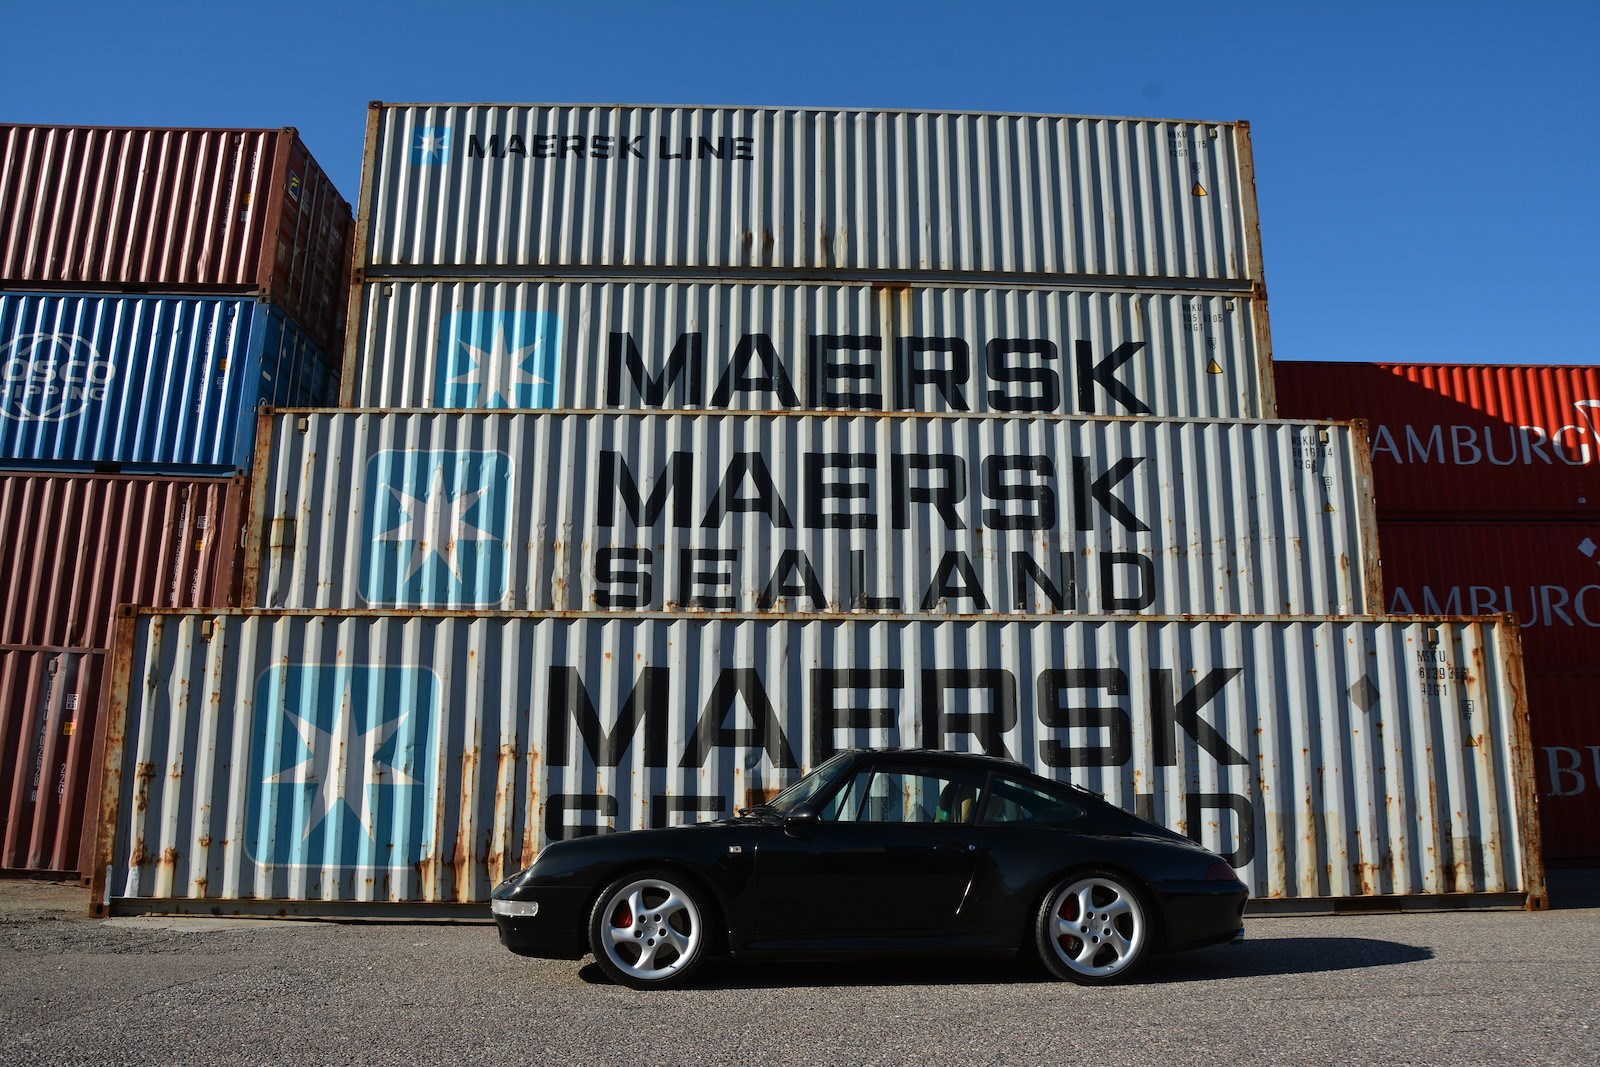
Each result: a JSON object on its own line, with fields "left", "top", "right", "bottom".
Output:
{"left": 2, "top": 876, "right": 1598, "bottom": 1066}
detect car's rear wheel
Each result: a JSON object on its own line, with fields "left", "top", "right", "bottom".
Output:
{"left": 1035, "top": 870, "right": 1150, "bottom": 984}
{"left": 588, "top": 870, "right": 707, "bottom": 989}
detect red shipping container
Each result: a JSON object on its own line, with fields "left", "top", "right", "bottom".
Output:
{"left": 0, "top": 648, "right": 105, "bottom": 874}
{"left": 0, "top": 473, "right": 248, "bottom": 649}
{"left": 1275, "top": 362, "right": 1600, "bottom": 517}
{"left": 0, "top": 124, "right": 352, "bottom": 356}
{"left": 1526, "top": 672, "right": 1600, "bottom": 864}
{"left": 1379, "top": 520, "right": 1600, "bottom": 672}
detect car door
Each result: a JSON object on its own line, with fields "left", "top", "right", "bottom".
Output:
{"left": 754, "top": 762, "right": 987, "bottom": 940}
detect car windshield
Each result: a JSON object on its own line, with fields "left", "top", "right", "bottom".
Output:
{"left": 761, "top": 752, "right": 855, "bottom": 816}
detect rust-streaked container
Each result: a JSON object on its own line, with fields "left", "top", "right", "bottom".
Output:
{"left": 0, "top": 472, "right": 248, "bottom": 649}
{"left": 1526, "top": 672, "right": 1600, "bottom": 864}
{"left": 1378, "top": 520, "right": 1600, "bottom": 673}
{"left": 91, "top": 608, "right": 1544, "bottom": 914}
{"left": 0, "top": 124, "right": 353, "bottom": 356}
{"left": 1275, "top": 361, "right": 1600, "bottom": 517}
{"left": 0, "top": 648, "right": 105, "bottom": 874}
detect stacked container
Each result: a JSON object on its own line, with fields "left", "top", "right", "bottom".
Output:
{"left": 1277, "top": 361, "right": 1600, "bottom": 863}
{"left": 88, "top": 105, "right": 1545, "bottom": 915}
{"left": 0, "top": 125, "right": 353, "bottom": 874}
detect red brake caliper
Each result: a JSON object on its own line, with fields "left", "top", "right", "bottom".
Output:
{"left": 614, "top": 902, "right": 633, "bottom": 929}
{"left": 1058, "top": 894, "right": 1081, "bottom": 952}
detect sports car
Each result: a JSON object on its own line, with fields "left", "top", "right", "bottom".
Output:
{"left": 491, "top": 748, "right": 1248, "bottom": 988}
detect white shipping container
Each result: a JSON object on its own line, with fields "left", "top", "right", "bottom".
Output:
{"left": 91, "top": 609, "right": 1545, "bottom": 912}
{"left": 244, "top": 410, "right": 1379, "bottom": 617}
{"left": 343, "top": 278, "right": 1272, "bottom": 418}
{"left": 358, "top": 104, "right": 1261, "bottom": 284}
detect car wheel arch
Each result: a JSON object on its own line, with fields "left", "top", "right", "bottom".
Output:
{"left": 580, "top": 861, "right": 732, "bottom": 957}
{"left": 1029, "top": 863, "right": 1166, "bottom": 953}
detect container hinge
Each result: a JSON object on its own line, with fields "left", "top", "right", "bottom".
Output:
{"left": 200, "top": 619, "right": 215, "bottom": 641}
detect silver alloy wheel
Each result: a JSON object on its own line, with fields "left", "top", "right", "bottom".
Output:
{"left": 597, "top": 876, "right": 703, "bottom": 984}
{"left": 1044, "top": 875, "right": 1147, "bottom": 979}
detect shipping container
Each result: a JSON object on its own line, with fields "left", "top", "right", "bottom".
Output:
{"left": 91, "top": 609, "right": 1543, "bottom": 914}
{"left": 1527, "top": 671, "right": 1600, "bottom": 864}
{"left": 244, "top": 410, "right": 1379, "bottom": 617}
{"left": 0, "top": 292, "right": 335, "bottom": 474}
{"left": 0, "top": 124, "right": 353, "bottom": 355}
{"left": 0, "top": 472, "right": 247, "bottom": 649}
{"left": 1378, "top": 520, "right": 1600, "bottom": 673}
{"left": 1, "top": 648, "right": 105, "bottom": 874}
{"left": 356, "top": 104, "right": 1263, "bottom": 287}
{"left": 343, "top": 277, "right": 1274, "bottom": 418}
{"left": 1275, "top": 361, "right": 1600, "bottom": 517}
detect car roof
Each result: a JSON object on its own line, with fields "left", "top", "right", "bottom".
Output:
{"left": 839, "top": 747, "right": 1036, "bottom": 776}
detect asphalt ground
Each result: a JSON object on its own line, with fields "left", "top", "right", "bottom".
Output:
{"left": 2, "top": 874, "right": 1597, "bottom": 1067}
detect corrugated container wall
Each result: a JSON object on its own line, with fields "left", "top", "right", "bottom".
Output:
{"left": 1, "top": 648, "right": 105, "bottom": 873}
{"left": 1378, "top": 521, "right": 1600, "bottom": 673}
{"left": 92, "top": 610, "right": 1544, "bottom": 913}
{"left": 0, "top": 125, "right": 354, "bottom": 355}
{"left": 245, "top": 410, "right": 1379, "bottom": 616}
{"left": 0, "top": 292, "right": 334, "bottom": 473}
{"left": 344, "top": 278, "right": 1271, "bottom": 418}
{"left": 0, "top": 472, "right": 248, "bottom": 649}
{"left": 1274, "top": 362, "right": 1600, "bottom": 516}
{"left": 358, "top": 105, "right": 1262, "bottom": 286}
{"left": 1526, "top": 672, "right": 1600, "bottom": 864}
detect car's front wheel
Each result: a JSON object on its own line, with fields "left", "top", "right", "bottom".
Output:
{"left": 1035, "top": 870, "right": 1151, "bottom": 984}
{"left": 588, "top": 870, "right": 708, "bottom": 989}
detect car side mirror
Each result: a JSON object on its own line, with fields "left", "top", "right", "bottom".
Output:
{"left": 783, "top": 809, "right": 819, "bottom": 836}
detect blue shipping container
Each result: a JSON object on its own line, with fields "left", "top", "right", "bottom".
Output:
{"left": 0, "top": 293, "right": 334, "bottom": 474}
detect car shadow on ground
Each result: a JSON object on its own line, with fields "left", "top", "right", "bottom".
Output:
{"left": 576, "top": 936, "right": 1432, "bottom": 989}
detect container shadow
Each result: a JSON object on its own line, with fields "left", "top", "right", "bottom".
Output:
{"left": 576, "top": 936, "right": 1431, "bottom": 989}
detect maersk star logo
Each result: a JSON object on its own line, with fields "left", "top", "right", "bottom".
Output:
{"left": 247, "top": 665, "right": 440, "bottom": 869}
{"left": 360, "top": 449, "right": 513, "bottom": 605}
{"left": 436, "top": 311, "right": 561, "bottom": 408}
{"left": 412, "top": 126, "right": 452, "bottom": 165}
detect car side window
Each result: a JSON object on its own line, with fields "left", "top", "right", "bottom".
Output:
{"left": 825, "top": 768, "right": 985, "bottom": 824}
{"left": 981, "top": 777, "right": 1086, "bottom": 825}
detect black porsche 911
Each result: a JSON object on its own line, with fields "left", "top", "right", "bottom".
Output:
{"left": 491, "top": 748, "right": 1248, "bottom": 988}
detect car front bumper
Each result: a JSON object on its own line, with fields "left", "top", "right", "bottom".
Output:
{"left": 490, "top": 886, "right": 589, "bottom": 960}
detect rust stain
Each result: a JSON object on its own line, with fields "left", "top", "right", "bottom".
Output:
{"left": 158, "top": 846, "right": 180, "bottom": 869}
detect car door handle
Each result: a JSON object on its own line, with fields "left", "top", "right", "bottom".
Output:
{"left": 936, "top": 842, "right": 978, "bottom": 852}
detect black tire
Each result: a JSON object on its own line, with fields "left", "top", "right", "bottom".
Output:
{"left": 1034, "top": 869, "right": 1152, "bottom": 984}
{"left": 587, "top": 869, "right": 708, "bottom": 990}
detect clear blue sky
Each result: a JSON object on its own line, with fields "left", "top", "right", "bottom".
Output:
{"left": 4, "top": 0, "right": 1595, "bottom": 365}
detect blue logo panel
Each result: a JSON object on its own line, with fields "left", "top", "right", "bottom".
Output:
{"left": 436, "top": 311, "right": 561, "bottom": 408}
{"left": 359, "top": 449, "right": 513, "bottom": 606}
{"left": 247, "top": 664, "right": 441, "bottom": 870}
{"left": 411, "top": 126, "right": 452, "bottom": 165}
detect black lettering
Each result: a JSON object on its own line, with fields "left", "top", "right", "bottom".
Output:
{"left": 560, "top": 135, "right": 585, "bottom": 159}
{"left": 697, "top": 136, "right": 726, "bottom": 159}
{"left": 1012, "top": 552, "right": 1075, "bottom": 612}
{"left": 711, "top": 334, "right": 800, "bottom": 407}
{"left": 651, "top": 794, "right": 726, "bottom": 829}
{"left": 660, "top": 136, "right": 689, "bottom": 159}
{"left": 606, "top": 331, "right": 706, "bottom": 406}
{"left": 593, "top": 547, "right": 654, "bottom": 609}
{"left": 546, "top": 794, "right": 617, "bottom": 841}
{"left": 1187, "top": 792, "right": 1256, "bottom": 867}
{"left": 544, "top": 665, "right": 671, "bottom": 767}
{"left": 809, "top": 668, "right": 906, "bottom": 764}
{"left": 732, "top": 136, "right": 754, "bottom": 161}
{"left": 808, "top": 335, "right": 884, "bottom": 409}
{"left": 702, "top": 453, "right": 793, "bottom": 528}
{"left": 531, "top": 134, "right": 556, "bottom": 159}
{"left": 1072, "top": 456, "right": 1150, "bottom": 533}
{"left": 848, "top": 550, "right": 903, "bottom": 611}
{"left": 468, "top": 133, "right": 501, "bottom": 159}
{"left": 894, "top": 337, "right": 970, "bottom": 411}
{"left": 1038, "top": 669, "right": 1132, "bottom": 768}
{"left": 1151, "top": 668, "right": 1247, "bottom": 766}
{"left": 622, "top": 135, "right": 645, "bottom": 158}
{"left": 597, "top": 451, "right": 694, "bottom": 527}
{"left": 1075, "top": 340, "right": 1151, "bottom": 415}
{"left": 677, "top": 548, "right": 738, "bottom": 609}
{"left": 682, "top": 669, "right": 799, "bottom": 768}
{"left": 805, "top": 452, "right": 875, "bottom": 529}
{"left": 921, "top": 551, "right": 990, "bottom": 610}
{"left": 505, "top": 134, "right": 527, "bottom": 158}
{"left": 892, "top": 454, "right": 966, "bottom": 530}
{"left": 591, "top": 135, "right": 614, "bottom": 159}
{"left": 757, "top": 549, "right": 828, "bottom": 610}
{"left": 920, "top": 669, "right": 1017, "bottom": 758}
{"left": 981, "top": 456, "right": 1056, "bottom": 530}
{"left": 985, "top": 339, "right": 1060, "bottom": 413}
{"left": 1100, "top": 552, "right": 1155, "bottom": 611}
